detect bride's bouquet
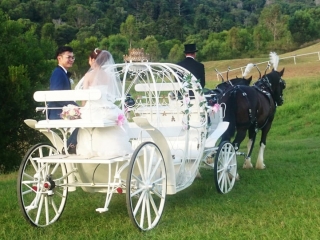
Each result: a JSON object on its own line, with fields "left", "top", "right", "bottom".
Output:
{"left": 60, "top": 104, "right": 81, "bottom": 120}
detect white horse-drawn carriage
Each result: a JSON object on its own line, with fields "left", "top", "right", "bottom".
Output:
{"left": 17, "top": 62, "right": 237, "bottom": 231}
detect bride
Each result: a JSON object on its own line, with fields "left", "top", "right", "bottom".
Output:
{"left": 76, "top": 49, "right": 132, "bottom": 158}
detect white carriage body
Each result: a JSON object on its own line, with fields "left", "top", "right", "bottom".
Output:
{"left": 19, "top": 62, "right": 236, "bottom": 230}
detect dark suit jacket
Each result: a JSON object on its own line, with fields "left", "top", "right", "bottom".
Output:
{"left": 177, "top": 57, "right": 205, "bottom": 88}
{"left": 48, "top": 66, "right": 77, "bottom": 119}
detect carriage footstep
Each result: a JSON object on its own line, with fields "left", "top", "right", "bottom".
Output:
{"left": 96, "top": 208, "right": 108, "bottom": 213}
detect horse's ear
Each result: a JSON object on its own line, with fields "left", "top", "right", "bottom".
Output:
{"left": 279, "top": 68, "right": 285, "bottom": 76}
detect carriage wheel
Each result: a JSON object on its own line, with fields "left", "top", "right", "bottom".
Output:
{"left": 214, "top": 141, "right": 237, "bottom": 194}
{"left": 17, "top": 143, "right": 68, "bottom": 227}
{"left": 126, "top": 142, "right": 167, "bottom": 231}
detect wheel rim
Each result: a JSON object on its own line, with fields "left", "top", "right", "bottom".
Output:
{"left": 126, "top": 142, "right": 167, "bottom": 231}
{"left": 214, "top": 141, "right": 237, "bottom": 194}
{"left": 17, "top": 143, "right": 68, "bottom": 227}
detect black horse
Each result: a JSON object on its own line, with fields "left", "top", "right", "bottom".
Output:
{"left": 220, "top": 68, "right": 286, "bottom": 169}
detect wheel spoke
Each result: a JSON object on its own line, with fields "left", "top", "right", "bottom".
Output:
{"left": 136, "top": 154, "right": 146, "bottom": 183}
{"left": 225, "top": 173, "right": 231, "bottom": 191}
{"left": 149, "top": 156, "right": 162, "bottom": 181}
{"left": 51, "top": 163, "right": 60, "bottom": 175}
{"left": 219, "top": 171, "right": 225, "bottom": 188}
{"left": 147, "top": 147, "right": 156, "bottom": 177}
{"left": 149, "top": 191, "right": 161, "bottom": 217}
{"left": 146, "top": 192, "right": 152, "bottom": 228}
{"left": 132, "top": 173, "right": 143, "bottom": 185}
{"left": 35, "top": 194, "right": 44, "bottom": 225}
{"left": 29, "top": 158, "right": 38, "bottom": 172}
{"left": 45, "top": 196, "right": 49, "bottom": 225}
{"left": 139, "top": 192, "right": 146, "bottom": 228}
{"left": 133, "top": 190, "right": 145, "bottom": 216}
{"left": 225, "top": 152, "right": 236, "bottom": 165}
{"left": 22, "top": 172, "right": 35, "bottom": 181}
{"left": 152, "top": 184, "right": 164, "bottom": 199}
{"left": 22, "top": 188, "right": 34, "bottom": 196}
{"left": 54, "top": 189, "right": 65, "bottom": 198}
{"left": 51, "top": 198, "right": 59, "bottom": 215}
{"left": 217, "top": 165, "right": 225, "bottom": 183}
{"left": 131, "top": 185, "right": 144, "bottom": 198}
{"left": 151, "top": 176, "right": 165, "bottom": 187}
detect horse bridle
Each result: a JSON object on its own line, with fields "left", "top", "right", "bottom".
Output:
{"left": 254, "top": 76, "right": 285, "bottom": 106}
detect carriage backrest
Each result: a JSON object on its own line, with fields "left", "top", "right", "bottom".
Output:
{"left": 134, "top": 82, "right": 181, "bottom": 92}
{"left": 33, "top": 90, "right": 102, "bottom": 102}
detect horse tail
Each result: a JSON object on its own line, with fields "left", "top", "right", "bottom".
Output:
{"left": 221, "top": 87, "right": 238, "bottom": 141}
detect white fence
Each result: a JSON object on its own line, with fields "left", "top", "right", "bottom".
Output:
{"left": 216, "top": 51, "right": 320, "bottom": 81}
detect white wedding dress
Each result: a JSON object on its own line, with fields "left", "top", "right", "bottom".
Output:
{"left": 74, "top": 50, "right": 132, "bottom": 192}
{"left": 76, "top": 85, "right": 132, "bottom": 158}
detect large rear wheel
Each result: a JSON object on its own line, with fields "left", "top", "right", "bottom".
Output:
{"left": 214, "top": 141, "right": 237, "bottom": 194}
{"left": 17, "top": 143, "right": 68, "bottom": 227}
{"left": 126, "top": 142, "right": 167, "bottom": 231}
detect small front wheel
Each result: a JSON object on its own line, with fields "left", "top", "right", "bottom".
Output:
{"left": 214, "top": 141, "right": 237, "bottom": 194}
{"left": 17, "top": 143, "right": 68, "bottom": 227}
{"left": 126, "top": 142, "right": 167, "bottom": 231}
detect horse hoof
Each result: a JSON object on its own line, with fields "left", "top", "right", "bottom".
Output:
{"left": 255, "top": 164, "right": 266, "bottom": 170}
{"left": 235, "top": 173, "right": 240, "bottom": 181}
{"left": 243, "top": 162, "right": 253, "bottom": 169}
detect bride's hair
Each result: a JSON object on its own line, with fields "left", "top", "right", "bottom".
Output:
{"left": 75, "top": 49, "right": 121, "bottom": 100}
{"left": 90, "top": 49, "right": 121, "bottom": 101}
{"left": 96, "top": 51, "right": 111, "bottom": 66}
{"left": 90, "top": 48, "right": 102, "bottom": 60}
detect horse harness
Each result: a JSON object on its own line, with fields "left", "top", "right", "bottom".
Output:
{"left": 235, "top": 76, "right": 277, "bottom": 157}
{"left": 226, "top": 76, "right": 277, "bottom": 132}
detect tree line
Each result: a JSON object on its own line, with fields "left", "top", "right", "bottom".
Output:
{"left": 1, "top": 0, "right": 320, "bottom": 172}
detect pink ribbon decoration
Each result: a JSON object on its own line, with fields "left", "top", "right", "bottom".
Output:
{"left": 183, "top": 96, "right": 190, "bottom": 105}
{"left": 116, "top": 114, "right": 125, "bottom": 126}
{"left": 212, "top": 103, "right": 220, "bottom": 113}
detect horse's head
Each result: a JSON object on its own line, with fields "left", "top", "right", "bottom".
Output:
{"left": 261, "top": 68, "right": 286, "bottom": 106}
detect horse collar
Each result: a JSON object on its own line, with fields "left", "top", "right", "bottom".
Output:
{"left": 262, "top": 76, "right": 272, "bottom": 88}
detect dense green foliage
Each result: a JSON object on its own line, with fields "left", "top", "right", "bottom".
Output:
{"left": 0, "top": 0, "right": 320, "bottom": 172}
{"left": 1, "top": 0, "right": 320, "bottom": 63}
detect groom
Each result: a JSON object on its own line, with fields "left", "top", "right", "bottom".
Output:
{"left": 48, "top": 46, "right": 78, "bottom": 154}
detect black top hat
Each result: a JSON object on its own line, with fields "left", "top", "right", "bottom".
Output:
{"left": 184, "top": 43, "right": 198, "bottom": 53}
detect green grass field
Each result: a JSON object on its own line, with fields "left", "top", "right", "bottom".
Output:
{"left": 1, "top": 47, "right": 320, "bottom": 239}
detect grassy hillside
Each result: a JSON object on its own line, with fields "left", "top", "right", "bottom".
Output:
{"left": 204, "top": 42, "right": 320, "bottom": 85}
{"left": 1, "top": 44, "right": 320, "bottom": 239}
